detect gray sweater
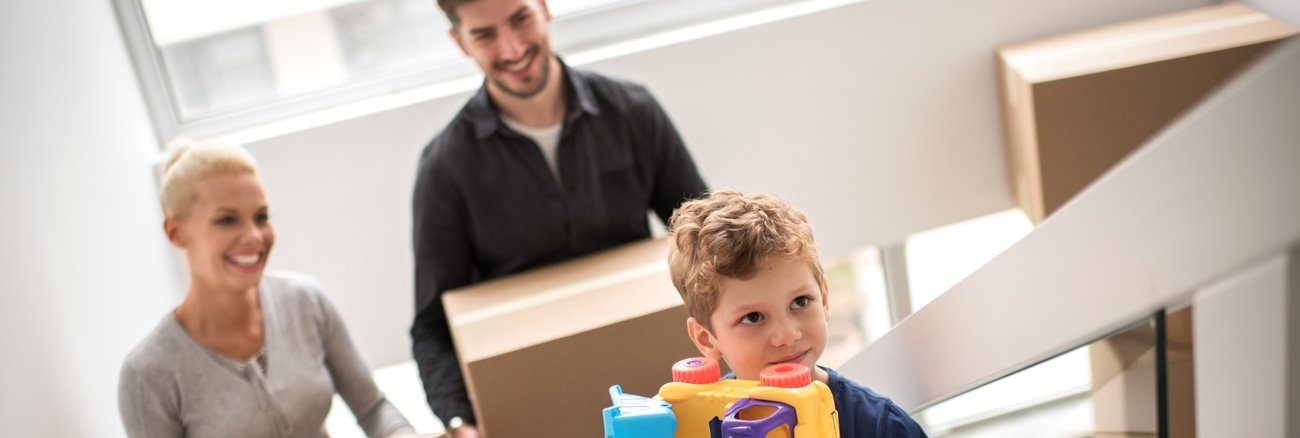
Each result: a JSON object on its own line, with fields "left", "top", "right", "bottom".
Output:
{"left": 119, "top": 272, "right": 414, "bottom": 438}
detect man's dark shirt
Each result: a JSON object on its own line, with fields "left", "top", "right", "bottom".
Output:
{"left": 411, "top": 60, "right": 708, "bottom": 429}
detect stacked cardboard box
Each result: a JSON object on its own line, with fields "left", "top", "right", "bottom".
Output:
{"left": 442, "top": 238, "right": 701, "bottom": 437}
{"left": 998, "top": 3, "right": 1297, "bottom": 223}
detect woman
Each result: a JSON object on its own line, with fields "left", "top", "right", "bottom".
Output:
{"left": 119, "top": 140, "right": 418, "bottom": 438}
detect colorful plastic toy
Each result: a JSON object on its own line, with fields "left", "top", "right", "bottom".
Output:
{"left": 604, "top": 357, "right": 839, "bottom": 438}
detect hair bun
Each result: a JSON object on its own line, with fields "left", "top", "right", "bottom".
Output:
{"left": 163, "top": 138, "right": 197, "bottom": 176}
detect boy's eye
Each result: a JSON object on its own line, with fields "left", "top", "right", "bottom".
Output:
{"left": 255, "top": 212, "right": 270, "bottom": 224}
{"left": 739, "top": 312, "right": 764, "bottom": 325}
{"left": 213, "top": 216, "right": 236, "bottom": 226}
{"left": 791, "top": 296, "right": 811, "bottom": 309}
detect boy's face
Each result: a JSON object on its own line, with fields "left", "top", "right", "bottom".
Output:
{"left": 687, "top": 256, "right": 830, "bottom": 381}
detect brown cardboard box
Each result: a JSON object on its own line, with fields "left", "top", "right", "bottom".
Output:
{"left": 442, "top": 238, "right": 701, "bottom": 438}
{"left": 998, "top": 3, "right": 1297, "bottom": 223}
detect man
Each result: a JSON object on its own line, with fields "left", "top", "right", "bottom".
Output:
{"left": 411, "top": 0, "right": 708, "bottom": 436}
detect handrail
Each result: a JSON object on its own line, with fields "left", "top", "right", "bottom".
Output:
{"left": 840, "top": 37, "right": 1300, "bottom": 412}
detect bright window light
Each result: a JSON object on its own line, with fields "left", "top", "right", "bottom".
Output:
{"left": 114, "top": 0, "right": 828, "bottom": 140}
{"left": 904, "top": 209, "right": 1034, "bottom": 313}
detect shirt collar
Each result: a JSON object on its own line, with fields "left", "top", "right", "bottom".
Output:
{"left": 467, "top": 57, "right": 600, "bottom": 140}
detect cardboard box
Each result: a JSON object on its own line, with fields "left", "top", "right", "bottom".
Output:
{"left": 997, "top": 3, "right": 1297, "bottom": 223}
{"left": 442, "top": 238, "right": 701, "bottom": 438}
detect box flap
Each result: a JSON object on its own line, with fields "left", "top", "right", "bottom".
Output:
{"left": 1000, "top": 3, "right": 1297, "bottom": 82}
{"left": 443, "top": 238, "right": 684, "bottom": 362}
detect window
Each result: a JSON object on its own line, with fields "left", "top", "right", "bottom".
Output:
{"left": 904, "top": 209, "right": 1034, "bottom": 313}
{"left": 112, "top": 0, "right": 816, "bottom": 141}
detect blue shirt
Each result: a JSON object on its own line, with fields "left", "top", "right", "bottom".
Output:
{"left": 824, "top": 366, "right": 928, "bottom": 437}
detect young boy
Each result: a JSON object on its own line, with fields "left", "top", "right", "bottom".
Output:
{"left": 667, "top": 190, "right": 928, "bottom": 437}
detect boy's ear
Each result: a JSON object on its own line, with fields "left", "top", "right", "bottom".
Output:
{"left": 686, "top": 317, "right": 721, "bottom": 360}
{"left": 821, "top": 277, "right": 831, "bottom": 320}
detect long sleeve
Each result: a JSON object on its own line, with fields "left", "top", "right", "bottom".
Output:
{"left": 411, "top": 145, "right": 478, "bottom": 429}
{"left": 119, "top": 351, "right": 183, "bottom": 438}
{"left": 316, "top": 286, "right": 415, "bottom": 438}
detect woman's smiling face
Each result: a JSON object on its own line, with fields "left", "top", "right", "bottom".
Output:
{"left": 170, "top": 172, "right": 273, "bottom": 292}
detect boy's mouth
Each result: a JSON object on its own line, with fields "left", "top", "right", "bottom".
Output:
{"left": 769, "top": 350, "right": 808, "bottom": 366}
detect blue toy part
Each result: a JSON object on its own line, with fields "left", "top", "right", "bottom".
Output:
{"left": 603, "top": 385, "right": 677, "bottom": 438}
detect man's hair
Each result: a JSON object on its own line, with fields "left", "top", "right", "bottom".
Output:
{"left": 436, "top": 0, "right": 473, "bottom": 27}
{"left": 667, "top": 189, "right": 823, "bottom": 331}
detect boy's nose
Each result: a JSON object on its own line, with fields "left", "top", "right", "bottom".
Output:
{"left": 770, "top": 318, "right": 801, "bottom": 347}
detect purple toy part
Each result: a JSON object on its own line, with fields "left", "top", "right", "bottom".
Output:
{"left": 720, "top": 398, "right": 797, "bottom": 438}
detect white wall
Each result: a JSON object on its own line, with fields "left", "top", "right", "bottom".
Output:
{"left": 0, "top": 1, "right": 179, "bottom": 437}
{"left": 245, "top": 0, "right": 1215, "bottom": 368}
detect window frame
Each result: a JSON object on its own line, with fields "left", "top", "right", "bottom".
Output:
{"left": 111, "top": 0, "right": 810, "bottom": 142}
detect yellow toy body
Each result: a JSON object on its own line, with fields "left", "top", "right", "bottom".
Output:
{"left": 656, "top": 358, "right": 839, "bottom": 438}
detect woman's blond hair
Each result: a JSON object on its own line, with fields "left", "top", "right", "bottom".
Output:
{"left": 667, "top": 190, "right": 822, "bottom": 331}
{"left": 158, "top": 139, "right": 258, "bottom": 219}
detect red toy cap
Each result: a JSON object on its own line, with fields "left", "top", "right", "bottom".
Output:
{"left": 759, "top": 363, "right": 811, "bottom": 388}
{"left": 671, "top": 357, "right": 720, "bottom": 384}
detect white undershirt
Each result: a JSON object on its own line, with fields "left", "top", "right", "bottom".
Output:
{"left": 501, "top": 117, "right": 563, "bottom": 183}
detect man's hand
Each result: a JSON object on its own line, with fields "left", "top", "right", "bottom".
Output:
{"left": 451, "top": 424, "right": 480, "bottom": 438}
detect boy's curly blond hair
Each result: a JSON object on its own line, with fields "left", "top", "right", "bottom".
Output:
{"left": 667, "top": 190, "right": 823, "bottom": 331}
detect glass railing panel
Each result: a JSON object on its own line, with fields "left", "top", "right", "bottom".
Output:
{"left": 913, "top": 315, "right": 1165, "bottom": 438}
